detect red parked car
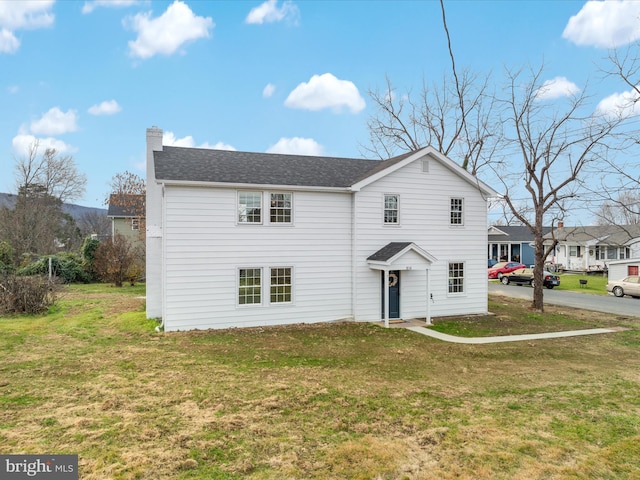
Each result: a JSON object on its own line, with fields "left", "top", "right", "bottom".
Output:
{"left": 488, "top": 261, "right": 526, "bottom": 279}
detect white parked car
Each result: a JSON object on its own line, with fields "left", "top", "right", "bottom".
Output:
{"left": 606, "top": 275, "right": 640, "bottom": 298}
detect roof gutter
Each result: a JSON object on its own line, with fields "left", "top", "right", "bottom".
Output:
{"left": 156, "top": 179, "right": 352, "bottom": 193}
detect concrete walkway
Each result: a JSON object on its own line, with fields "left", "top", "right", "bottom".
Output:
{"left": 405, "top": 326, "right": 623, "bottom": 344}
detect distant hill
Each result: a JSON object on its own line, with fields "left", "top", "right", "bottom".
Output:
{"left": 0, "top": 192, "right": 107, "bottom": 221}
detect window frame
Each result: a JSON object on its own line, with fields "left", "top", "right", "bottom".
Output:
{"left": 269, "top": 192, "right": 293, "bottom": 225}
{"left": 269, "top": 267, "right": 293, "bottom": 304}
{"left": 447, "top": 261, "right": 465, "bottom": 295}
{"left": 131, "top": 218, "right": 139, "bottom": 231}
{"left": 383, "top": 193, "right": 400, "bottom": 225}
{"left": 450, "top": 197, "right": 464, "bottom": 226}
{"left": 237, "top": 267, "right": 262, "bottom": 306}
{"left": 237, "top": 191, "right": 263, "bottom": 224}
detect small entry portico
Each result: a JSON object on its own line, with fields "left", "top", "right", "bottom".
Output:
{"left": 367, "top": 242, "right": 437, "bottom": 328}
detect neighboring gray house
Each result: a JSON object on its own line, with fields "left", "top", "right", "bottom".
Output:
{"left": 145, "top": 127, "right": 498, "bottom": 331}
{"left": 543, "top": 224, "right": 640, "bottom": 272}
{"left": 488, "top": 225, "right": 552, "bottom": 266}
{"left": 107, "top": 194, "right": 145, "bottom": 249}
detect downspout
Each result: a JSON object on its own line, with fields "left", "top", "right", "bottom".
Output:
{"left": 425, "top": 268, "right": 431, "bottom": 325}
{"left": 383, "top": 269, "right": 389, "bottom": 328}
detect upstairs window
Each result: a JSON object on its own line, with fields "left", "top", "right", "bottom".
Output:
{"left": 450, "top": 198, "right": 463, "bottom": 225}
{"left": 384, "top": 194, "right": 399, "bottom": 224}
{"left": 131, "top": 218, "right": 139, "bottom": 231}
{"left": 270, "top": 193, "right": 292, "bottom": 223}
{"left": 238, "top": 192, "right": 262, "bottom": 224}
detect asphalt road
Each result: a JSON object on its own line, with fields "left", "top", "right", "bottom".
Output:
{"left": 488, "top": 281, "right": 640, "bottom": 318}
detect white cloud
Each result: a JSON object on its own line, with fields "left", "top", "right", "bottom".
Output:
{"left": 596, "top": 87, "right": 640, "bottom": 118}
{"left": 125, "top": 0, "right": 214, "bottom": 59}
{"left": 12, "top": 134, "right": 75, "bottom": 155}
{"left": 0, "top": 0, "right": 54, "bottom": 30}
{"left": 163, "top": 131, "right": 195, "bottom": 147}
{"left": 266, "top": 137, "right": 324, "bottom": 156}
{"left": 285, "top": 73, "right": 365, "bottom": 113}
{"left": 82, "top": 0, "right": 139, "bottom": 15}
{"left": 0, "top": 0, "right": 54, "bottom": 54}
{"left": 202, "top": 141, "right": 236, "bottom": 151}
{"left": 88, "top": 100, "right": 122, "bottom": 115}
{"left": 245, "top": 0, "right": 300, "bottom": 25}
{"left": 30, "top": 107, "right": 78, "bottom": 135}
{"left": 0, "top": 28, "right": 19, "bottom": 53}
{"left": 263, "top": 83, "right": 276, "bottom": 98}
{"left": 163, "top": 131, "right": 235, "bottom": 150}
{"left": 535, "top": 76, "right": 580, "bottom": 100}
{"left": 563, "top": 0, "right": 640, "bottom": 48}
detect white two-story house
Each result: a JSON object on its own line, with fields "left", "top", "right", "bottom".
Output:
{"left": 145, "top": 127, "right": 498, "bottom": 331}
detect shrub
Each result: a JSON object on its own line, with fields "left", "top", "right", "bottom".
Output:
{"left": 0, "top": 275, "right": 58, "bottom": 315}
{"left": 0, "top": 241, "right": 15, "bottom": 274}
{"left": 94, "top": 234, "right": 136, "bottom": 287}
{"left": 17, "top": 253, "right": 90, "bottom": 283}
{"left": 81, "top": 237, "right": 100, "bottom": 281}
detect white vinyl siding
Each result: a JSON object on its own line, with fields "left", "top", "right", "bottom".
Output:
{"left": 353, "top": 155, "right": 489, "bottom": 320}
{"left": 162, "top": 187, "right": 352, "bottom": 330}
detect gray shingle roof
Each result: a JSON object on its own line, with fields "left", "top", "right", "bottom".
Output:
{"left": 107, "top": 194, "right": 144, "bottom": 217}
{"left": 154, "top": 146, "right": 414, "bottom": 188}
{"left": 545, "top": 224, "right": 640, "bottom": 245}
{"left": 367, "top": 242, "right": 413, "bottom": 262}
{"left": 488, "top": 225, "right": 553, "bottom": 242}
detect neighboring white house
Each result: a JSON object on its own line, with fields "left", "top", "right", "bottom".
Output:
{"left": 543, "top": 224, "right": 640, "bottom": 272}
{"left": 145, "top": 127, "right": 499, "bottom": 331}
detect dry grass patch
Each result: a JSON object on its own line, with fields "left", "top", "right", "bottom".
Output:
{"left": 1, "top": 286, "right": 640, "bottom": 478}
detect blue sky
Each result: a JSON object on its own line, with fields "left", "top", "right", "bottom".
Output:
{"left": 1, "top": 0, "right": 639, "bottom": 220}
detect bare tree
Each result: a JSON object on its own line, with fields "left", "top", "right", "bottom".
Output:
{"left": 595, "top": 191, "right": 640, "bottom": 225}
{"left": 587, "top": 43, "right": 640, "bottom": 226}
{"left": 364, "top": 0, "right": 501, "bottom": 176}
{"left": 497, "top": 65, "right": 626, "bottom": 311}
{"left": 77, "top": 210, "right": 112, "bottom": 238}
{"left": 0, "top": 141, "right": 87, "bottom": 260}
{"left": 14, "top": 140, "right": 86, "bottom": 203}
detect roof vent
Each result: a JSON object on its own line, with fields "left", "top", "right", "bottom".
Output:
{"left": 421, "top": 160, "right": 429, "bottom": 173}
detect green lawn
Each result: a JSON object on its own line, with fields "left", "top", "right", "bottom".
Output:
{"left": 556, "top": 272, "right": 608, "bottom": 294}
{"left": 1, "top": 284, "right": 639, "bottom": 479}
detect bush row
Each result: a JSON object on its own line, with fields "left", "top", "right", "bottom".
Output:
{"left": 0, "top": 275, "right": 59, "bottom": 315}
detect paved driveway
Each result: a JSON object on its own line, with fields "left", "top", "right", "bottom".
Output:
{"left": 488, "top": 282, "right": 640, "bottom": 318}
